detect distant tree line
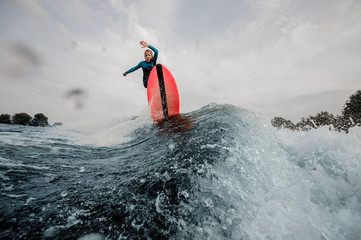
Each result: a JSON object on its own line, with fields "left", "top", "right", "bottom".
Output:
{"left": 271, "top": 90, "right": 361, "bottom": 133}
{"left": 0, "top": 113, "right": 51, "bottom": 127}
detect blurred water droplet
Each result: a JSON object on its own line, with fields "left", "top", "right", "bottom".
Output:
{"left": 0, "top": 40, "right": 41, "bottom": 79}
{"left": 64, "top": 88, "right": 88, "bottom": 109}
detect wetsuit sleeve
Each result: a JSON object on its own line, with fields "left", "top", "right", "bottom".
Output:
{"left": 125, "top": 62, "right": 142, "bottom": 74}
{"left": 148, "top": 45, "right": 158, "bottom": 62}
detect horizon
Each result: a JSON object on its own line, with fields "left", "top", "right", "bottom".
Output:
{"left": 0, "top": 88, "right": 360, "bottom": 125}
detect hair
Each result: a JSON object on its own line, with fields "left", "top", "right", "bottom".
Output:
{"left": 144, "top": 49, "right": 153, "bottom": 58}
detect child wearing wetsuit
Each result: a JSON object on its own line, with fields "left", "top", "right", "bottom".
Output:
{"left": 123, "top": 41, "right": 158, "bottom": 88}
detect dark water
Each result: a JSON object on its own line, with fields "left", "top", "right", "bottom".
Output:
{"left": 1, "top": 104, "right": 360, "bottom": 240}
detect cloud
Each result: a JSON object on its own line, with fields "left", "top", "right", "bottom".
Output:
{"left": 266, "top": 90, "right": 357, "bottom": 121}
{"left": 166, "top": 0, "right": 361, "bottom": 117}
{"left": 126, "top": 3, "right": 156, "bottom": 42}
{"left": 1, "top": 0, "right": 361, "bottom": 123}
{"left": 9, "top": 0, "right": 53, "bottom": 26}
{"left": 109, "top": 0, "right": 124, "bottom": 13}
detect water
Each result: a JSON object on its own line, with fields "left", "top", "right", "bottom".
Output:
{"left": 0, "top": 104, "right": 360, "bottom": 240}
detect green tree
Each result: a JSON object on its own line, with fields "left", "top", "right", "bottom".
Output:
{"left": 31, "top": 113, "right": 49, "bottom": 127}
{"left": 271, "top": 117, "right": 296, "bottom": 130}
{"left": 0, "top": 114, "right": 11, "bottom": 124}
{"left": 271, "top": 90, "right": 361, "bottom": 133}
{"left": 295, "top": 117, "right": 316, "bottom": 131}
{"left": 333, "top": 115, "right": 352, "bottom": 133}
{"left": 310, "top": 111, "right": 335, "bottom": 127}
{"left": 12, "top": 113, "right": 32, "bottom": 125}
{"left": 342, "top": 90, "right": 361, "bottom": 126}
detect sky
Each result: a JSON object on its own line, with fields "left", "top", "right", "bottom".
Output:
{"left": 0, "top": 0, "right": 360, "bottom": 124}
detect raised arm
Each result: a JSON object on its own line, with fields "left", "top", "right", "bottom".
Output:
{"left": 148, "top": 45, "right": 158, "bottom": 62}
{"left": 140, "top": 41, "right": 158, "bottom": 62}
{"left": 140, "top": 41, "right": 149, "bottom": 48}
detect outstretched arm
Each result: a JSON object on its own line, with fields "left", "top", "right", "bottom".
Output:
{"left": 123, "top": 62, "right": 142, "bottom": 76}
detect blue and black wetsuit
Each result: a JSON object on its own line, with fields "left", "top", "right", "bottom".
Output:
{"left": 125, "top": 45, "right": 158, "bottom": 88}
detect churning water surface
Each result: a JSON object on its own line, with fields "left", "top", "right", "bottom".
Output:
{"left": 1, "top": 104, "right": 360, "bottom": 240}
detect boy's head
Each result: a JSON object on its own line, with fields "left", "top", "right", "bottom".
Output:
{"left": 144, "top": 49, "right": 153, "bottom": 62}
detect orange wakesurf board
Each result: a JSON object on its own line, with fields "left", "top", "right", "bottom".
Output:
{"left": 147, "top": 64, "right": 180, "bottom": 122}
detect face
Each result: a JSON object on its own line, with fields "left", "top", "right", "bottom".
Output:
{"left": 144, "top": 51, "right": 152, "bottom": 62}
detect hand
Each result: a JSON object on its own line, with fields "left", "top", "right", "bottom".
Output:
{"left": 123, "top": 73, "right": 127, "bottom": 76}
{"left": 140, "top": 41, "right": 149, "bottom": 48}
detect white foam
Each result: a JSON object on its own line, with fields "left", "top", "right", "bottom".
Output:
{"left": 0, "top": 156, "right": 49, "bottom": 170}
{"left": 193, "top": 113, "right": 361, "bottom": 239}
{"left": 77, "top": 233, "right": 105, "bottom": 240}
{"left": 49, "top": 107, "right": 153, "bottom": 146}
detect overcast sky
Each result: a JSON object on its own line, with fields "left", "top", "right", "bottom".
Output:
{"left": 1, "top": 0, "right": 360, "bottom": 124}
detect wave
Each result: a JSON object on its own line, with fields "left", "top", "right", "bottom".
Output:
{"left": 0, "top": 103, "right": 360, "bottom": 239}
